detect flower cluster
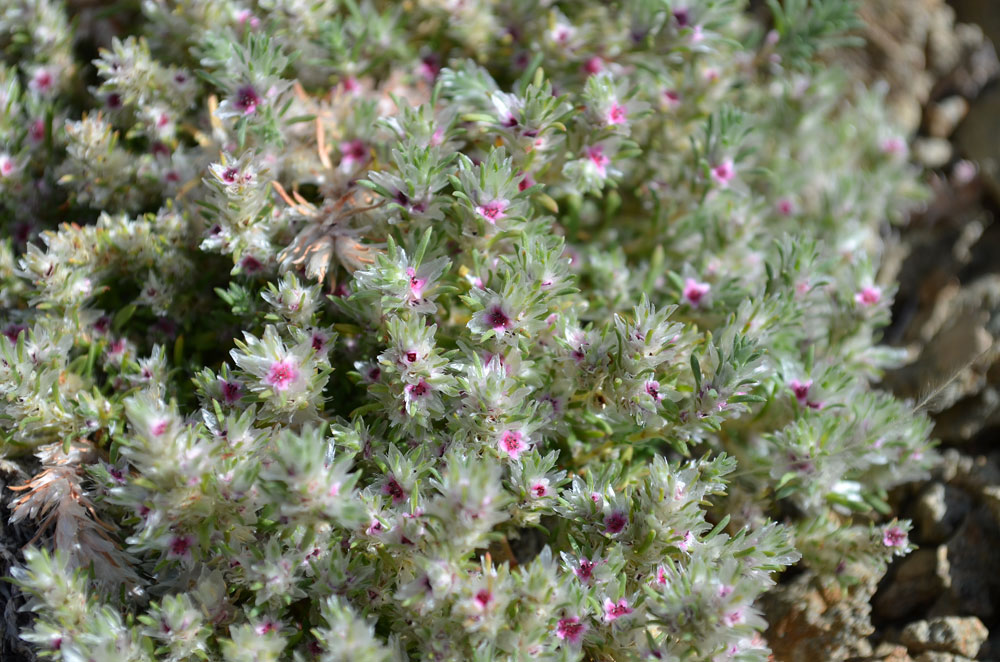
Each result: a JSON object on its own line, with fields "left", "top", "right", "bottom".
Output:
{"left": 3, "top": 0, "right": 934, "bottom": 660}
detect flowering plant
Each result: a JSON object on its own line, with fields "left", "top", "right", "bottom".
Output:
{"left": 2, "top": 0, "right": 932, "bottom": 660}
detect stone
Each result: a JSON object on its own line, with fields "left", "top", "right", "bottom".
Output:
{"left": 914, "top": 137, "right": 953, "bottom": 168}
{"left": 763, "top": 571, "right": 877, "bottom": 662}
{"left": 869, "top": 643, "right": 914, "bottom": 662}
{"left": 926, "top": 97, "right": 969, "bottom": 138}
{"left": 874, "top": 547, "right": 950, "bottom": 621}
{"left": 913, "top": 482, "right": 973, "bottom": 544}
{"left": 913, "top": 653, "right": 974, "bottom": 662}
{"left": 956, "top": 85, "right": 1000, "bottom": 203}
{"left": 930, "top": 506, "right": 1000, "bottom": 619}
{"left": 901, "top": 616, "right": 988, "bottom": 657}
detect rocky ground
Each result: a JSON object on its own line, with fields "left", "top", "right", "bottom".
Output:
{"left": 763, "top": 1, "right": 1000, "bottom": 660}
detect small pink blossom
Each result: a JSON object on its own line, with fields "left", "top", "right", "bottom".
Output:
{"left": 882, "top": 526, "right": 907, "bottom": 548}
{"left": 254, "top": 620, "right": 279, "bottom": 635}
{"left": 682, "top": 278, "right": 711, "bottom": 307}
{"left": 339, "top": 139, "right": 368, "bottom": 170}
{"left": 555, "top": 616, "right": 587, "bottom": 644}
{"left": 406, "top": 267, "right": 426, "bottom": 300}
{"left": 789, "top": 379, "right": 812, "bottom": 404}
{"left": 606, "top": 102, "right": 627, "bottom": 126}
{"left": 586, "top": 145, "right": 610, "bottom": 177}
{"left": 264, "top": 358, "right": 299, "bottom": 391}
{"left": 366, "top": 519, "right": 383, "bottom": 536}
{"left": 718, "top": 584, "right": 734, "bottom": 598}
{"left": 233, "top": 84, "right": 261, "bottom": 115}
{"left": 645, "top": 380, "right": 663, "bottom": 402}
{"left": 880, "top": 137, "right": 907, "bottom": 157}
{"left": 474, "top": 589, "right": 493, "bottom": 610}
{"left": 776, "top": 198, "right": 795, "bottom": 216}
{"left": 0, "top": 154, "right": 16, "bottom": 178}
{"left": 722, "top": 609, "right": 745, "bottom": 627}
{"left": 167, "top": 534, "right": 194, "bottom": 560}
{"left": 603, "top": 598, "right": 633, "bottom": 622}
{"left": 30, "top": 68, "right": 54, "bottom": 95}
{"left": 235, "top": 9, "right": 261, "bottom": 29}
{"left": 583, "top": 56, "right": 604, "bottom": 75}
{"left": 711, "top": 159, "right": 735, "bottom": 186}
{"left": 603, "top": 509, "right": 628, "bottom": 535}
{"left": 575, "top": 558, "right": 596, "bottom": 583}
{"left": 530, "top": 480, "right": 550, "bottom": 499}
{"left": 475, "top": 199, "right": 509, "bottom": 224}
{"left": 485, "top": 304, "right": 512, "bottom": 331}
{"left": 855, "top": 286, "right": 882, "bottom": 307}
{"left": 655, "top": 566, "right": 668, "bottom": 585}
{"left": 28, "top": 119, "right": 45, "bottom": 143}
{"left": 382, "top": 477, "right": 407, "bottom": 504}
{"left": 677, "top": 530, "right": 695, "bottom": 551}
{"left": 662, "top": 89, "right": 681, "bottom": 109}
{"left": 518, "top": 172, "right": 536, "bottom": 191}
{"left": 150, "top": 419, "right": 170, "bottom": 437}
{"left": 405, "top": 380, "right": 430, "bottom": 399}
{"left": 241, "top": 254, "right": 264, "bottom": 273}
{"left": 499, "top": 430, "right": 528, "bottom": 460}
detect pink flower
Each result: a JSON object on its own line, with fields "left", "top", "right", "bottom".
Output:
{"left": 880, "top": 137, "right": 907, "bottom": 157}
{"left": 474, "top": 589, "right": 493, "bottom": 611}
{"left": 254, "top": 620, "right": 279, "bottom": 635}
{"left": 485, "top": 304, "right": 512, "bottom": 331}
{"left": 677, "top": 530, "right": 695, "bottom": 551}
{"left": 405, "top": 380, "right": 431, "bottom": 399}
{"left": 235, "top": 9, "right": 261, "bottom": 29}
{"left": 530, "top": 480, "right": 550, "bottom": 498}
{"left": 382, "top": 477, "right": 407, "bottom": 504}
{"left": 518, "top": 172, "right": 536, "bottom": 191}
{"left": 233, "top": 84, "right": 261, "bottom": 115}
{"left": 150, "top": 419, "right": 170, "bottom": 437}
{"left": 603, "top": 597, "right": 633, "bottom": 622}
{"left": 655, "top": 566, "right": 668, "bottom": 585}
{"left": 603, "top": 509, "right": 628, "bottom": 535}
{"left": 606, "top": 102, "right": 627, "bottom": 126}
{"left": 264, "top": 358, "right": 299, "bottom": 391}
{"left": 555, "top": 617, "right": 587, "bottom": 644}
{"left": 28, "top": 119, "right": 45, "bottom": 143}
{"left": 475, "top": 199, "right": 509, "bottom": 224}
{"left": 499, "top": 430, "right": 529, "bottom": 460}
{"left": 789, "top": 379, "right": 812, "bottom": 404}
{"left": 339, "top": 139, "right": 368, "bottom": 170}
{"left": 586, "top": 145, "right": 610, "bottom": 177}
{"left": 682, "top": 278, "right": 711, "bottom": 307}
{"left": 645, "top": 380, "right": 663, "bottom": 402}
{"left": 662, "top": 89, "right": 681, "bottom": 109}
{"left": 575, "top": 558, "right": 596, "bottom": 583}
{"left": 30, "top": 68, "right": 54, "bottom": 95}
{"left": 167, "top": 534, "right": 194, "bottom": 560}
{"left": 776, "top": 198, "right": 795, "bottom": 216}
{"left": 882, "top": 526, "right": 907, "bottom": 548}
{"left": 722, "top": 608, "right": 745, "bottom": 627}
{"left": 583, "top": 56, "right": 604, "bottom": 75}
{"left": 855, "top": 286, "right": 881, "bottom": 307}
{"left": 0, "top": 154, "right": 16, "bottom": 178}
{"left": 711, "top": 159, "right": 735, "bottom": 186}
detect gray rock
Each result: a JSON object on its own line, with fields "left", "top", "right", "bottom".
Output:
{"left": 926, "top": 96, "right": 969, "bottom": 138}
{"left": 913, "top": 482, "right": 973, "bottom": 544}
{"left": 913, "top": 653, "right": 974, "bottom": 662}
{"left": 914, "top": 137, "right": 954, "bottom": 168}
{"left": 874, "top": 547, "right": 949, "bottom": 621}
{"left": 901, "top": 616, "right": 988, "bottom": 658}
